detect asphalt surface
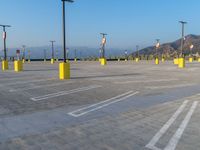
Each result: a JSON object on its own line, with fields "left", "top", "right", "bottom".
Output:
{"left": 0, "top": 60, "right": 200, "bottom": 150}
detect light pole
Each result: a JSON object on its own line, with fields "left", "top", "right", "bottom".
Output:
{"left": 0, "top": 24, "right": 11, "bottom": 61}
{"left": 136, "top": 45, "right": 139, "bottom": 62}
{"left": 62, "top": 0, "right": 74, "bottom": 62}
{"left": 189, "top": 44, "right": 194, "bottom": 62}
{"left": 190, "top": 44, "right": 193, "bottom": 56}
{"left": 74, "top": 49, "right": 77, "bottom": 61}
{"left": 125, "top": 50, "right": 128, "bottom": 61}
{"left": 44, "top": 49, "right": 47, "bottom": 61}
{"left": 28, "top": 50, "right": 31, "bottom": 63}
{"left": 100, "top": 33, "right": 107, "bottom": 58}
{"left": 179, "top": 21, "right": 187, "bottom": 57}
{"left": 22, "top": 45, "right": 26, "bottom": 62}
{"left": 155, "top": 39, "right": 160, "bottom": 57}
{"left": 155, "top": 39, "right": 160, "bottom": 65}
{"left": 50, "top": 40, "right": 55, "bottom": 60}
{"left": 59, "top": 0, "right": 73, "bottom": 80}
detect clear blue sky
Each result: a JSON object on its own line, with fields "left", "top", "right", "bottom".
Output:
{"left": 0, "top": 0, "right": 200, "bottom": 50}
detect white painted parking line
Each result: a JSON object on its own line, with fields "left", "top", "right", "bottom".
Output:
{"left": 114, "top": 79, "right": 178, "bottom": 84}
{"left": 30, "top": 85, "right": 102, "bottom": 101}
{"left": 147, "top": 83, "right": 196, "bottom": 90}
{"left": 9, "top": 81, "right": 74, "bottom": 92}
{"left": 146, "top": 100, "right": 198, "bottom": 150}
{"left": 164, "top": 101, "right": 198, "bottom": 150}
{"left": 68, "top": 91, "right": 139, "bottom": 117}
{"left": 146, "top": 100, "right": 188, "bottom": 150}
{"left": 90, "top": 76, "right": 146, "bottom": 81}
{"left": 0, "top": 78, "right": 56, "bottom": 87}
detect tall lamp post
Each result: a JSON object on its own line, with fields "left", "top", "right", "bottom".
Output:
{"left": 179, "top": 21, "right": 187, "bottom": 57}
{"left": 44, "top": 49, "right": 47, "bottom": 62}
{"left": 155, "top": 39, "right": 160, "bottom": 65}
{"left": 125, "top": 50, "right": 128, "bottom": 61}
{"left": 178, "top": 21, "right": 187, "bottom": 68}
{"left": 189, "top": 44, "right": 194, "bottom": 62}
{"left": 136, "top": 45, "right": 139, "bottom": 62}
{"left": 22, "top": 45, "right": 26, "bottom": 63}
{"left": 0, "top": 24, "right": 11, "bottom": 70}
{"left": 100, "top": 33, "right": 107, "bottom": 58}
{"left": 50, "top": 40, "right": 56, "bottom": 64}
{"left": 59, "top": 0, "right": 74, "bottom": 80}
{"left": 100, "top": 33, "right": 107, "bottom": 65}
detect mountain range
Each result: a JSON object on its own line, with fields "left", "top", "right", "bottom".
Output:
{"left": 136, "top": 34, "right": 200, "bottom": 56}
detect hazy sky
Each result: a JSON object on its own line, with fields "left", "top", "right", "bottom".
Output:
{"left": 0, "top": 0, "right": 200, "bottom": 50}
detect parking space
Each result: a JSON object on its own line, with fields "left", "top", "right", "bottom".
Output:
{"left": 0, "top": 60, "right": 200, "bottom": 149}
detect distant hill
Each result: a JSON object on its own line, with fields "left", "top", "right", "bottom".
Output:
{"left": 135, "top": 34, "right": 200, "bottom": 56}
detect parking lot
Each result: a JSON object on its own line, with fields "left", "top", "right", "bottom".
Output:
{"left": 0, "top": 60, "right": 200, "bottom": 150}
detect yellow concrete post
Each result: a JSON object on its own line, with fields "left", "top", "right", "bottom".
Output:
{"left": 174, "top": 58, "right": 179, "bottom": 65}
{"left": 2, "top": 60, "right": 9, "bottom": 71}
{"left": 198, "top": 58, "right": 200, "bottom": 62}
{"left": 178, "top": 57, "right": 185, "bottom": 68}
{"left": 51, "top": 59, "right": 55, "bottom": 64}
{"left": 155, "top": 58, "right": 159, "bottom": 65}
{"left": 162, "top": 58, "right": 165, "bottom": 63}
{"left": 100, "top": 58, "right": 107, "bottom": 66}
{"left": 74, "top": 58, "right": 77, "bottom": 62}
{"left": 189, "top": 57, "right": 193, "bottom": 63}
{"left": 22, "top": 59, "right": 25, "bottom": 64}
{"left": 59, "top": 62, "right": 70, "bottom": 80}
{"left": 14, "top": 60, "right": 23, "bottom": 72}
{"left": 135, "top": 58, "right": 139, "bottom": 62}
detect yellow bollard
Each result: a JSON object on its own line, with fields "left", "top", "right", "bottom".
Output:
{"left": 51, "top": 59, "right": 55, "bottom": 64}
{"left": 178, "top": 57, "right": 185, "bottom": 68}
{"left": 174, "top": 58, "right": 179, "bottom": 65}
{"left": 100, "top": 58, "right": 107, "bottom": 66}
{"left": 135, "top": 58, "right": 139, "bottom": 62}
{"left": 14, "top": 60, "right": 23, "bottom": 72}
{"left": 189, "top": 57, "right": 193, "bottom": 63}
{"left": 59, "top": 62, "right": 70, "bottom": 80}
{"left": 74, "top": 58, "right": 77, "bottom": 62}
{"left": 125, "top": 59, "right": 127, "bottom": 62}
{"left": 155, "top": 58, "right": 159, "bottom": 65}
{"left": 2, "top": 60, "right": 9, "bottom": 71}
{"left": 198, "top": 58, "right": 200, "bottom": 62}
{"left": 22, "top": 59, "right": 25, "bottom": 64}
{"left": 162, "top": 58, "right": 165, "bottom": 63}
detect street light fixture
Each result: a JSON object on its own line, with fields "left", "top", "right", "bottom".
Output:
{"left": 179, "top": 21, "right": 187, "bottom": 57}
{"left": 0, "top": 24, "right": 11, "bottom": 61}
